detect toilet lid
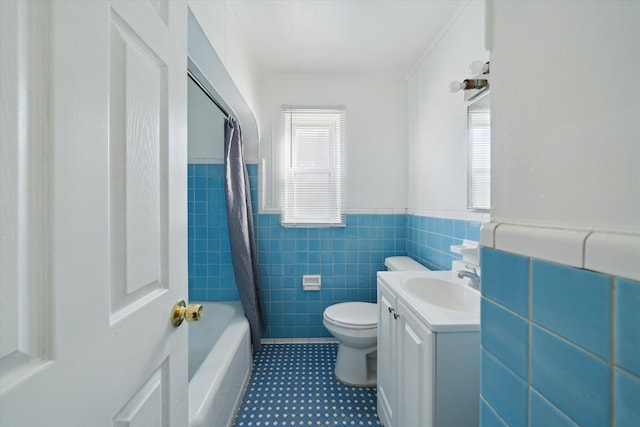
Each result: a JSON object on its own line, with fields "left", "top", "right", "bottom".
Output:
{"left": 324, "top": 302, "right": 377, "bottom": 328}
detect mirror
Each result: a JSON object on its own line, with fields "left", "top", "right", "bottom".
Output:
{"left": 467, "top": 91, "right": 490, "bottom": 211}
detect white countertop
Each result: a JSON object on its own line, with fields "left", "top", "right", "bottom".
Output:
{"left": 377, "top": 270, "right": 481, "bottom": 332}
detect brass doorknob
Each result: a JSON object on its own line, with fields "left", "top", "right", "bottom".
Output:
{"left": 172, "top": 300, "right": 203, "bottom": 327}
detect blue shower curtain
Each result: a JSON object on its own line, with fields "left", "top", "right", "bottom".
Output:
{"left": 224, "top": 117, "right": 265, "bottom": 352}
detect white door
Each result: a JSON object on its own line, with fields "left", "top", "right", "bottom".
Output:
{"left": 1, "top": 1, "right": 188, "bottom": 425}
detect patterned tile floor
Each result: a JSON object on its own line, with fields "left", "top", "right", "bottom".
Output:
{"left": 234, "top": 343, "right": 381, "bottom": 426}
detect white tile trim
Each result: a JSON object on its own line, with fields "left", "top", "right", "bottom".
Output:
{"left": 258, "top": 208, "right": 409, "bottom": 216}
{"left": 374, "top": 208, "right": 394, "bottom": 215}
{"left": 188, "top": 157, "right": 224, "bottom": 164}
{"left": 407, "top": 209, "right": 489, "bottom": 222}
{"left": 480, "top": 222, "right": 499, "bottom": 248}
{"left": 342, "top": 208, "right": 408, "bottom": 215}
{"left": 585, "top": 233, "right": 640, "bottom": 281}
{"left": 258, "top": 208, "right": 489, "bottom": 219}
{"left": 494, "top": 224, "right": 589, "bottom": 268}
{"left": 260, "top": 207, "right": 281, "bottom": 215}
{"left": 483, "top": 222, "right": 640, "bottom": 281}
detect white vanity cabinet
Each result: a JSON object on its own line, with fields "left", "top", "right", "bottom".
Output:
{"left": 377, "top": 278, "right": 479, "bottom": 427}
{"left": 377, "top": 282, "right": 399, "bottom": 427}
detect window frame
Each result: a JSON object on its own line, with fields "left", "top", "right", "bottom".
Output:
{"left": 280, "top": 107, "right": 345, "bottom": 227}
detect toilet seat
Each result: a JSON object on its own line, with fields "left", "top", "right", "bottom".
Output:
{"left": 323, "top": 302, "right": 377, "bottom": 329}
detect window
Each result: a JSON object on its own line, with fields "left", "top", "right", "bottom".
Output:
{"left": 281, "top": 107, "right": 345, "bottom": 226}
{"left": 467, "top": 93, "right": 490, "bottom": 210}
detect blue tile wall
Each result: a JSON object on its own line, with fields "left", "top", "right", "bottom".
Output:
{"left": 615, "top": 278, "right": 640, "bottom": 377}
{"left": 188, "top": 164, "right": 484, "bottom": 339}
{"left": 481, "top": 249, "right": 529, "bottom": 316}
{"left": 532, "top": 260, "right": 612, "bottom": 359}
{"left": 481, "top": 298, "right": 528, "bottom": 380}
{"left": 188, "top": 163, "right": 240, "bottom": 301}
{"left": 530, "top": 325, "right": 611, "bottom": 427}
{"left": 528, "top": 390, "right": 577, "bottom": 427}
{"left": 256, "top": 213, "right": 407, "bottom": 338}
{"left": 480, "top": 398, "right": 508, "bottom": 427}
{"left": 188, "top": 163, "right": 259, "bottom": 302}
{"left": 615, "top": 368, "right": 640, "bottom": 426}
{"left": 407, "top": 215, "right": 481, "bottom": 270}
{"left": 480, "top": 246, "right": 640, "bottom": 426}
{"left": 481, "top": 349, "right": 528, "bottom": 427}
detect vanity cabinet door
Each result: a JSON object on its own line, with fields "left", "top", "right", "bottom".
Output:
{"left": 397, "top": 299, "right": 435, "bottom": 427}
{"left": 377, "top": 280, "right": 398, "bottom": 427}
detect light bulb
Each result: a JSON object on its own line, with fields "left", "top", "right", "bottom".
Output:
{"left": 468, "top": 60, "right": 489, "bottom": 75}
{"left": 449, "top": 81, "right": 464, "bottom": 93}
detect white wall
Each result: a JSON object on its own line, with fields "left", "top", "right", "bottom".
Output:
{"left": 187, "top": 77, "right": 225, "bottom": 162}
{"left": 491, "top": 0, "right": 640, "bottom": 234}
{"left": 260, "top": 76, "right": 408, "bottom": 211}
{"left": 187, "top": 1, "right": 261, "bottom": 161}
{"left": 407, "top": 0, "right": 488, "bottom": 217}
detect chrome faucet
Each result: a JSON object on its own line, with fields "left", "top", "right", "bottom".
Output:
{"left": 457, "top": 269, "right": 481, "bottom": 291}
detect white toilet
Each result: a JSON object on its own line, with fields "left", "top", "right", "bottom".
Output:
{"left": 323, "top": 256, "right": 429, "bottom": 386}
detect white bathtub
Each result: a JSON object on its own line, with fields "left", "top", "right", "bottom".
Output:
{"left": 188, "top": 301, "right": 252, "bottom": 427}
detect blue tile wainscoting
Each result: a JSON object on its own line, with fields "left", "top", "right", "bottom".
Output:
{"left": 479, "top": 247, "right": 640, "bottom": 427}
{"left": 407, "top": 214, "right": 482, "bottom": 270}
{"left": 188, "top": 162, "right": 484, "bottom": 339}
{"left": 257, "top": 212, "right": 480, "bottom": 338}
{"left": 188, "top": 163, "right": 260, "bottom": 301}
{"left": 257, "top": 213, "right": 407, "bottom": 338}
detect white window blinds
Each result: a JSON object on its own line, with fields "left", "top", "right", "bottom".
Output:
{"left": 467, "top": 95, "right": 491, "bottom": 210}
{"left": 281, "top": 107, "right": 345, "bottom": 226}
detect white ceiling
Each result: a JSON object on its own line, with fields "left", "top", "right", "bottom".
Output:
{"left": 227, "top": 0, "right": 466, "bottom": 76}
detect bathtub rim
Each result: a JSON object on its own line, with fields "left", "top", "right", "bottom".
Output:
{"left": 188, "top": 301, "right": 252, "bottom": 427}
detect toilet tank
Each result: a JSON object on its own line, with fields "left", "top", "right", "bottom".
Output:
{"left": 384, "top": 256, "right": 430, "bottom": 271}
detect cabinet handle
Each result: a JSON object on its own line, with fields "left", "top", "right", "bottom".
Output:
{"left": 388, "top": 306, "right": 394, "bottom": 313}
{"left": 393, "top": 312, "right": 400, "bottom": 319}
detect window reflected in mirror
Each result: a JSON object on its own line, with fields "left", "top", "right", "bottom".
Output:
{"left": 467, "top": 92, "right": 490, "bottom": 211}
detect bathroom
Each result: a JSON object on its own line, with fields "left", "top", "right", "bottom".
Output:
{"left": 187, "top": 1, "right": 640, "bottom": 425}
{"left": 1, "top": 0, "right": 638, "bottom": 426}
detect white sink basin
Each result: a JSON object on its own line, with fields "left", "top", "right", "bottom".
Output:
{"left": 401, "top": 277, "right": 480, "bottom": 313}
{"left": 377, "top": 270, "right": 481, "bottom": 332}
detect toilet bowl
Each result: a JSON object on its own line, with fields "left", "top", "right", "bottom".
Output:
{"left": 323, "top": 256, "right": 429, "bottom": 387}
{"left": 323, "top": 302, "right": 377, "bottom": 386}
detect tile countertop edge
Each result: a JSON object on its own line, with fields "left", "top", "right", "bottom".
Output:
{"left": 479, "top": 223, "right": 640, "bottom": 282}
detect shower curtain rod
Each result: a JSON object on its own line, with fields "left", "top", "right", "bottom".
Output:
{"left": 187, "top": 70, "right": 231, "bottom": 119}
